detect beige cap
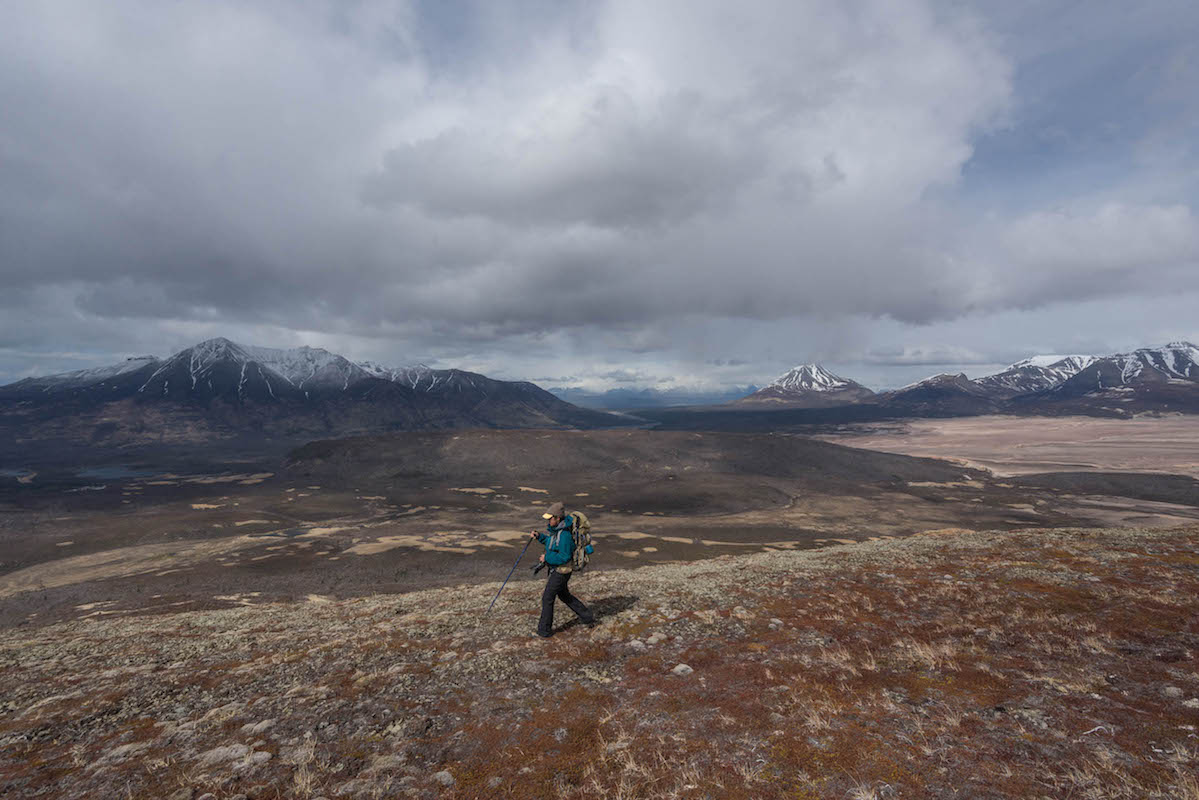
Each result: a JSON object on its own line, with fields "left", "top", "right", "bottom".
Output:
{"left": 541, "top": 501, "right": 566, "bottom": 520}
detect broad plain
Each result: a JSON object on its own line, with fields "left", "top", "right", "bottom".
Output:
{"left": 2, "top": 416, "right": 1198, "bottom": 797}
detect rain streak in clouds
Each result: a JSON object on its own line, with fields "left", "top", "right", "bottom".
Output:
{"left": 1, "top": 0, "right": 1197, "bottom": 390}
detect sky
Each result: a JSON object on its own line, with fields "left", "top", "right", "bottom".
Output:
{"left": 1, "top": 0, "right": 1197, "bottom": 392}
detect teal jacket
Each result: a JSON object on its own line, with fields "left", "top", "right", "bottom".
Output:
{"left": 537, "top": 515, "right": 574, "bottom": 567}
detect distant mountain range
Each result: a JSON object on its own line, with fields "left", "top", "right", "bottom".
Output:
{"left": 3, "top": 339, "right": 1196, "bottom": 452}
{"left": 732, "top": 343, "right": 1199, "bottom": 417}
{"left": 0, "top": 338, "right": 619, "bottom": 447}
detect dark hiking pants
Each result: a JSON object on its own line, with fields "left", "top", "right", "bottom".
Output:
{"left": 538, "top": 569, "right": 593, "bottom": 636}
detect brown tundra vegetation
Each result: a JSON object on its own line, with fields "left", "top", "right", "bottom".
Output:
{"left": 2, "top": 524, "right": 1198, "bottom": 799}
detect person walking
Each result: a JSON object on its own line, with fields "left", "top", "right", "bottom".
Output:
{"left": 531, "top": 501, "right": 595, "bottom": 637}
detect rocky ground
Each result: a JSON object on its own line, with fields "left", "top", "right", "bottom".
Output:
{"left": 3, "top": 524, "right": 1197, "bottom": 799}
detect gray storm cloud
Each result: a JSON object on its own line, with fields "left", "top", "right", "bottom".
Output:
{"left": 361, "top": 87, "right": 763, "bottom": 229}
{"left": 0, "top": 0, "right": 1197, "bottom": 387}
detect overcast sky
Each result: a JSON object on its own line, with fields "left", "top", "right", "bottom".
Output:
{"left": 2, "top": 0, "right": 1197, "bottom": 391}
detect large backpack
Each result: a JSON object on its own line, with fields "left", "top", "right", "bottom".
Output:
{"left": 568, "top": 510, "right": 594, "bottom": 571}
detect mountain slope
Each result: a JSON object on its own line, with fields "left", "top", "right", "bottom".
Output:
{"left": 975, "top": 355, "right": 1097, "bottom": 398}
{"left": 333, "top": 368, "right": 620, "bottom": 431}
{"left": 877, "top": 372, "right": 1002, "bottom": 416}
{"left": 243, "top": 344, "right": 373, "bottom": 394}
{"left": 0, "top": 356, "right": 160, "bottom": 397}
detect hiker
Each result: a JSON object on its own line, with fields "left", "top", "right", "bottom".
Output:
{"left": 531, "top": 501, "right": 595, "bottom": 637}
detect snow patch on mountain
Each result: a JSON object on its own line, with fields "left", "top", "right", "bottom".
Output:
{"left": 243, "top": 345, "right": 370, "bottom": 391}
{"left": 1009, "top": 355, "right": 1097, "bottom": 372}
{"left": 1108, "top": 342, "right": 1198, "bottom": 383}
{"left": 358, "top": 361, "right": 434, "bottom": 388}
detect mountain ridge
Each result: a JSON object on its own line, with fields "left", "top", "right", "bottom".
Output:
{"left": 0, "top": 338, "right": 621, "bottom": 446}
{"left": 5, "top": 341, "right": 1198, "bottom": 446}
{"left": 1009, "top": 341, "right": 1199, "bottom": 416}
{"left": 973, "top": 355, "right": 1098, "bottom": 397}
{"left": 873, "top": 372, "right": 1002, "bottom": 417}
{"left": 722, "top": 343, "right": 1197, "bottom": 417}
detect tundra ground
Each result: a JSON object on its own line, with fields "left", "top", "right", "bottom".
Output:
{"left": 3, "top": 430, "right": 1197, "bottom": 628}
{"left": 2, "top": 524, "right": 1197, "bottom": 799}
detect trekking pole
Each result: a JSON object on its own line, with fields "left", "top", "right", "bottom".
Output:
{"left": 486, "top": 535, "right": 534, "bottom": 614}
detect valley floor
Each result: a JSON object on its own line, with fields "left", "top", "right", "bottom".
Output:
{"left": 814, "top": 415, "right": 1199, "bottom": 478}
{"left": 4, "top": 450, "right": 1198, "bottom": 629}
{"left": 2, "top": 524, "right": 1197, "bottom": 799}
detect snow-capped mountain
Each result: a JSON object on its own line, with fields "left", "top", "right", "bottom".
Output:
{"left": 975, "top": 355, "right": 1099, "bottom": 397}
{"left": 1008, "top": 342, "right": 1199, "bottom": 417}
{"left": 137, "top": 338, "right": 405, "bottom": 399}
{"left": 0, "top": 337, "right": 619, "bottom": 445}
{"left": 736, "top": 364, "right": 875, "bottom": 408}
{"left": 1098, "top": 342, "right": 1196, "bottom": 383}
{"left": 771, "top": 364, "right": 854, "bottom": 393}
{"left": 5, "top": 339, "right": 1197, "bottom": 446}
{"left": 8, "top": 339, "right": 472, "bottom": 402}
{"left": 127, "top": 338, "right": 522, "bottom": 402}
{"left": 135, "top": 338, "right": 306, "bottom": 404}
{"left": 727, "top": 343, "right": 1197, "bottom": 419}
{"left": 1046, "top": 342, "right": 1197, "bottom": 394}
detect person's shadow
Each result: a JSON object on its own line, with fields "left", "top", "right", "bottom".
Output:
{"left": 559, "top": 594, "right": 638, "bottom": 632}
